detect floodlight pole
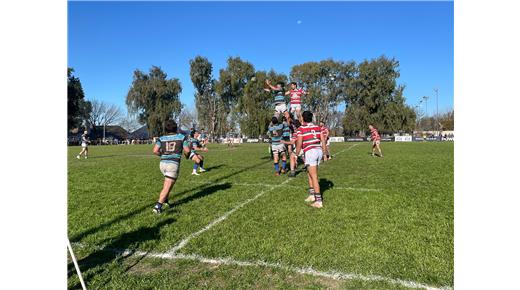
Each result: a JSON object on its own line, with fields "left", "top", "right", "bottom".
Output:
{"left": 67, "top": 239, "right": 87, "bottom": 290}
{"left": 434, "top": 88, "right": 439, "bottom": 138}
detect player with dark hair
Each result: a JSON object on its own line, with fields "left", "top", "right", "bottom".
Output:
{"left": 281, "top": 115, "right": 292, "bottom": 172}
{"left": 264, "top": 79, "right": 287, "bottom": 118}
{"left": 76, "top": 130, "right": 90, "bottom": 159}
{"left": 320, "top": 121, "right": 331, "bottom": 161}
{"left": 296, "top": 111, "right": 326, "bottom": 208}
{"left": 369, "top": 124, "right": 383, "bottom": 157}
{"left": 189, "top": 130, "right": 209, "bottom": 175}
{"left": 268, "top": 116, "right": 287, "bottom": 175}
{"left": 285, "top": 81, "right": 307, "bottom": 119}
{"left": 152, "top": 120, "right": 191, "bottom": 214}
{"left": 281, "top": 119, "right": 302, "bottom": 177}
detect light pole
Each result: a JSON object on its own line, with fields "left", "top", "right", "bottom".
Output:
{"left": 434, "top": 88, "right": 439, "bottom": 138}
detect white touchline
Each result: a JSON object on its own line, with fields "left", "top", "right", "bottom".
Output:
{"left": 72, "top": 243, "right": 451, "bottom": 290}
{"left": 331, "top": 143, "right": 359, "bottom": 157}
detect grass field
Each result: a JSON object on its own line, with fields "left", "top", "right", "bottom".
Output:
{"left": 68, "top": 141, "right": 453, "bottom": 289}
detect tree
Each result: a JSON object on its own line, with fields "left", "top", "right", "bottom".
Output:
{"left": 118, "top": 114, "right": 142, "bottom": 133}
{"left": 343, "top": 56, "right": 416, "bottom": 135}
{"left": 126, "top": 66, "right": 182, "bottom": 137}
{"left": 88, "top": 99, "right": 123, "bottom": 128}
{"left": 178, "top": 106, "right": 197, "bottom": 130}
{"left": 237, "top": 70, "right": 279, "bottom": 137}
{"left": 215, "top": 57, "right": 256, "bottom": 132}
{"left": 189, "top": 56, "right": 226, "bottom": 140}
{"left": 291, "top": 59, "right": 355, "bottom": 123}
{"left": 68, "top": 68, "right": 91, "bottom": 130}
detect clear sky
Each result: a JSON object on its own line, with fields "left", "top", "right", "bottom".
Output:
{"left": 68, "top": 1, "right": 453, "bottom": 116}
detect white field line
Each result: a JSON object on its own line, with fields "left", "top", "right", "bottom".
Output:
{"left": 331, "top": 143, "right": 359, "bottom": 157}
{"left": 166, "top": 178, "right": 293, "bottom": 255}
{"left": 167, "top": 143, "right": 360, "bottom": 255}
{"left": 190, "top": 181, "right": 380, "bottom": 192}
{"left": 71, "top": 243, "right": 451, "bottom": 290}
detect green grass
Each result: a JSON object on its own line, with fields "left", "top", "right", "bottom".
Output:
{"left": 68, "top": 142, "right": 453, "bottom": 289}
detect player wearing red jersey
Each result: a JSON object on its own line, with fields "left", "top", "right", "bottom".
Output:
{"left": 369, "top": 124, "right": 383, "bottom": 157}
{"left": 296, "top": 111, "right": 326, "bottom": 208}
{"left": 285, "top": 82, "right": 307, "bottom": 120}
{"left": 319, "top": 121, "right": 331, "bottom": 161}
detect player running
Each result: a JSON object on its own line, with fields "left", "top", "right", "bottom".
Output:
{"left": 76, "top": 131, "right": 90, "bottom": 159}
{"left": 369, "top": 124, "right": 383, "bottom": 157}
{"left": 285, "top": 81, "right": 307, "bottom": 119}
{"left": 152, "top": 120, "right": 191, "bottom": 214}
{"left": 264, "top": 79, "right": 286, "bottom": 118}
{"left": 189, "top": 130, "right": 208, "bottom": 175}
{"left": 296, "top": 111, "right": 327, "bottom": 208}
{"left": 320, "top": 121, "right": 331, "bottom": 161}
{"left": 268, "top": 116, "right": 288, "bottom": 175}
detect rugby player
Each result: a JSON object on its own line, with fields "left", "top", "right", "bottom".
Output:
{"left": 281, "top": 116, "right": 292, "bottom": 172}
{"left": 76, "top": 131, "right": 90, "bottom": 159}
{"left": 152, "top": 120, "right": 191, "bottom": 214}
{"left": 189, "top": 130, "right": 208, "bottom": 175}
{"left": 281, "top": 119, "right": 302, "bottom": 177}
{"left": 319, "top": 121, "right": 331, "bottom": 161}
{"left": 264, "top": 79, "right": 286, "bottom": 118}
{"left": 268, "top": 116, "right": 287, "bottom": 175}
{"left": 285, "top": 82, "right": 306, "bottom": 119}
{"left": 296, "top": 111, "right": 327, "bottom": 208}
{"left": 369, "top": 124, "right": 383, "bottom": 157}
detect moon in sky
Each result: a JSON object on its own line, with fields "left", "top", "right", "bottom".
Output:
{"left": 297, "top": 20, "right": 302, "bottom": 24}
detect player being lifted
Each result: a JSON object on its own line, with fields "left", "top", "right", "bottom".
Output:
{"left": 76, "top": 131, "right": 90, "bottom": 159}
{"left": 285, "top": 81, "right": 307, "bottom": 120}
{"left": 268, "top": 116, "right": 288, "bottom": 175}
{"left": 320, "top": 121, "right": 331, "bottom": 161}
{"left": 152, "top": 120, "right": 191, "bottom": 214}
{"left": 369, "top": 124, "right": 383, "bottom": 157}
{"left": 296, "top": 111, "right": 327, "bottom": 208}
{"left": 189, "top": 130, "right": 208, "bottom": 175}
{"left": 264, "top": 79, "right": 287, "bottom": 118}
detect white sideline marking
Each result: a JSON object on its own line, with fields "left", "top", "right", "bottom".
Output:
{"left": 72, "top": 243, "right": 450, "bottom": 290}
{"left": 331, "top": 143, "right": 359, "bottom": 157}
{"left": 166, "top": 178, "right": 293, "bottom": 255}
{"left": 191, "top": 181, "right": 380, "bottom": 192}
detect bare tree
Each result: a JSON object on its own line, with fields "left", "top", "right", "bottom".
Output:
{"left": 88, "top": 99, "right": 124, "bottom": 128}
{"left": 178, "top": 106, "right": 197, "bottom": 130}
{"left": 118, "top": 114, "right": 142, "bottom": 133}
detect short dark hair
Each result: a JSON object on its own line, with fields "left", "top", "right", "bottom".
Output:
{"left": 291, "top": 81, "right": 297, "bottom": 86}
{"left": 276, "top": 81, "right": 284, "bottom": 87}
{"left": 293, "top": 119, "right": 301, "bottom": 128}
{"left": 271, "top": 116, "right": 279, "bottom": 124}
{"left": 164, "top": 120, "right": 178, "bottom": 134}
{"left": 302, "top": 111, "right": 313, "bottom": 123}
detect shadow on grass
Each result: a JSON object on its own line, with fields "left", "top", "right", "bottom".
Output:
{"left": 202, "top": 164, "right": 225, "bottom": 172}
{"left": 172, "top": 183, "right": 231, "bottom": 207}
{"left": 319, "top": 178, "right": 334, "bottom": 195}
{"left": 70, "top": 159, "right": 270, "bottom": 242}
{"left": 68, "top": 217, "right": 176, "bottom": 289}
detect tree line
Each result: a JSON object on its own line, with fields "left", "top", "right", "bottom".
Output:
{"left": 69, "top": 55, "right": 426, "bottom": 138}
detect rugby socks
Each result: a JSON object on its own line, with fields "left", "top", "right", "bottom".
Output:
{"left": 199, "top": 160, "right": 204, "bottom": 169}
{"left": 314, "top": 193, "right": 323, "bottom": 202}
{"left": 274, "top": 162, "right": 279, "bottom": 172}
{"left": 193, "top": 163, "right": 199, "bottom": 170}
{"left": 281, "top": 160, "right": 287, "bottom": 170}
{"left": 308, "top": 187, "right": 315, "bottom": 196}
{"left": 154, "top": 202, "right": 163, "bottom": 210}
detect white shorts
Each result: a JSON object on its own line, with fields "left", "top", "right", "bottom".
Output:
{"left": 274, "top": 103, "right": 287, "bottom": 114}
{"left": 372, "top": 140, "right": 381, "bottom": 146}
{"left": 271, "top": 144, "right": 286, "bottom": 154}
{"left": 81, "top": 143, "right": 88, "bottom": 148}
{"left": 304, "top": 148, "right": 323, "bottom": 167}
{"left": 290, "top": 104, "right": 301, "bottom": 112}
{"left": 160, "top": 162, "right": 180, "bottom": 180}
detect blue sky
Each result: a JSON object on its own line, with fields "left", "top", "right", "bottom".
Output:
{"left": 68, "top": 1, "right": 453, "bottom": 116}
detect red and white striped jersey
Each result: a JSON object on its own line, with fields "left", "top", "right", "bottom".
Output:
{"left": 370, "top": 128, "right": 381, "bottom": 141}
{"left": 320, "top": 126, "right": 329, "bottom": 139}
{"left": 297, "top": 123, "right": 322, "bottom": 153}
{"left": 289, "top": 88, "right": 305, "bottom": 105}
